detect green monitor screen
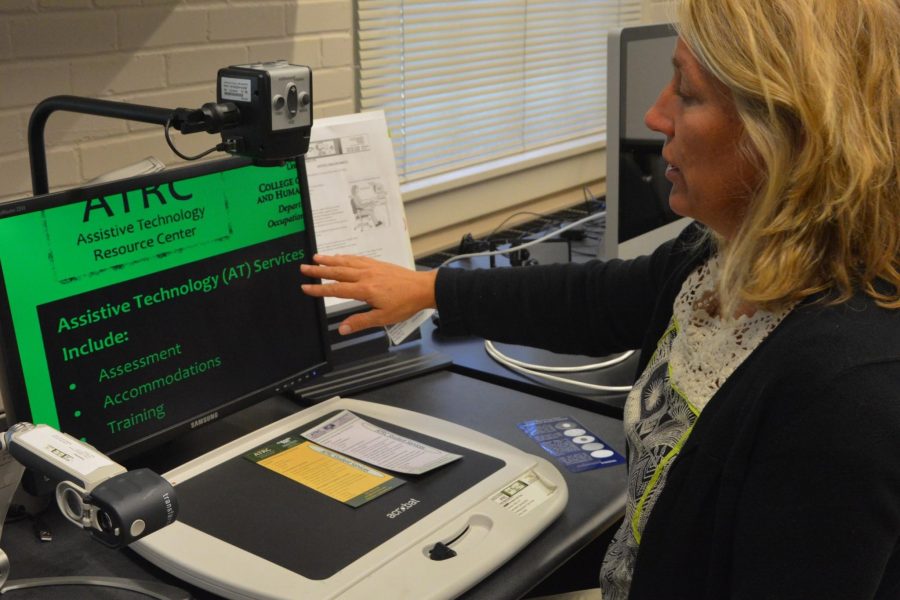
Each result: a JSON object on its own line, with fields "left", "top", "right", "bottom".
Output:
{"left": 0, "top": 157, "right": 330, "bottom": 460}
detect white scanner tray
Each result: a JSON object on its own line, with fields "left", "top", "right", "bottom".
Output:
{"left": 132, "top": 397, "right": 568, "bottom": 600}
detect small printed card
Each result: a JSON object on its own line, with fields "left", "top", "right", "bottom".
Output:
{"left": 244, "top": 434, "right": 404, "bottom": 508}
{"left": 302, "top": 410, "right": 461, "bottom": 475}
{"left": 518, "top": 416, "right": 625, "bottom": 472}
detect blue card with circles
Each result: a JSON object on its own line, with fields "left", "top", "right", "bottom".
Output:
{"left": 518, "top": 416, "right": 625, "bottom": 472}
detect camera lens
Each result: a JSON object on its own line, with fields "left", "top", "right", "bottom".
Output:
{"left": 98, "top": 510, "right": 115, "bottom": 532}
{"left": 61, "top": 488, "right": 83, "bottom": 519}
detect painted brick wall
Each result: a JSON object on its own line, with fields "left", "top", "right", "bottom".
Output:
{"left": 0, "top": 0, "right": 355, "bottom": 202}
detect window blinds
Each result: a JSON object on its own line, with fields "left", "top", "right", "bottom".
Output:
{"left": 357, "top": 1, "right": 643, "bottom": 182}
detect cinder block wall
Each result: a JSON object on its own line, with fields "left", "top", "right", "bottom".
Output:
{"left": 0, "top": 1, "right": 355, "bottom": 202}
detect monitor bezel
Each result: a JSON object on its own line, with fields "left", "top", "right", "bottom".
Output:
{"left": 0, "top": 156, "right": 332, "bottom": 461}
{"left": 605, "top": 23, "right": 691, "bottom": 261}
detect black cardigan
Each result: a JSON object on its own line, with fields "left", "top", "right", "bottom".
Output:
{"left": 435, "top": 225, "right": 900, "bottom": 599}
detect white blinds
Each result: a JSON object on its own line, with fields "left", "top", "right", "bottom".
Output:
{"left": 358, "top": 0, "right": 643, "bottom": 183}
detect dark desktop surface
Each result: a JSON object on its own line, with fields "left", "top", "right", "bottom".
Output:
{"left": 422, "top": 318, "right": 636, "bottom": 419}
{"left": 418, "top": 232, "right": 638, "bottom": 419}
{"left": 1, "top": 368, "right": 626, "bottom": 600}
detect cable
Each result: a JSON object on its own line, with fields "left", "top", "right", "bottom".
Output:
{"left": 164, "top": 117, "right": 223, "bottom": 161}
{"left": 439, "top": 210, "right": 607, "bottom": 268}
{"left": 485, "top": 341, "right": 634, "bottom": 372}
{"left": 484, "top": 340, "right": 634, "bottom": 393}
{"left": 572, "top": 248, "right": 601, "bottom": 258}
{"left": 486, "top": 211, "right": 558, "bottom": 240}
{"left": 438, "top": 207, "right": 633, "bottom": 391}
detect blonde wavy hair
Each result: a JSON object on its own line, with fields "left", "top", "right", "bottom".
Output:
{"left": 676, "top": 0, "right": 900, "bottom": 313}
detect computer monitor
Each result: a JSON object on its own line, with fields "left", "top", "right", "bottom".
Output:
{"left": 604, "top": 23, "right": 691, "bottom": 260}
{"left": 0, "top": 157, "right": 331, "bottom": 460}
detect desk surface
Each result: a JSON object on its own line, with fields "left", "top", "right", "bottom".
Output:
{"left": 421, "top": 252, "right": 639, "bottom": 418}
{"left": 421, "top": 318, "right": 637, "bottom": 419}
{"left": 1, "top": 369, "right": 625, "bottom": 600}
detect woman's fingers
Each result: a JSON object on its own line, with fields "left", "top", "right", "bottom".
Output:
{"left": 339, "top": 309, "right": 388, "bottom": 334}
{"left": 300, "top": 281, "right": 363, "bottom": 300}
{"left": 310, "top": 253, "right": 373, "bottom": 268}
{"left": 300, "top": 262, "right": 362, "bottom": 283}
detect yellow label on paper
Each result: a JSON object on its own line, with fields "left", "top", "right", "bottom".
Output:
{"left": 245, "top": 435, "right": 403, "bottom": 507}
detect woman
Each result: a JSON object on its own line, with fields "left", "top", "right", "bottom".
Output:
{"left": 301, "top": 0, "right": 900, "bottom": 597}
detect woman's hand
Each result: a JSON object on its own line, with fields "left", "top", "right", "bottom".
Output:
{"left": 300, "top": 254, "right": 438, "bottom": 335}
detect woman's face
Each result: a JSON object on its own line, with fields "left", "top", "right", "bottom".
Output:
{"left": 644, "top": 38, "right": 760, "bottom": 239}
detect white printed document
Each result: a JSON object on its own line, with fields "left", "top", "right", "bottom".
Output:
{"left": 301, "top": 410, "right": 462, "bottom": 475}
{"left": 305, "top": 111, "right": 433, "bottom": 343}
{"left": 306, "top": 112, "right": 413, "bottom": 298}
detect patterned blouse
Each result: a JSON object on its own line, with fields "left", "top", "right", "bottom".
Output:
{"left": 599, "top": 255, "right": 794, "bottom": 599}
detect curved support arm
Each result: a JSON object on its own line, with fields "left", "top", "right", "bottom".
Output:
{"left": 27, "top": 95, "right": 176, "bottom": 196}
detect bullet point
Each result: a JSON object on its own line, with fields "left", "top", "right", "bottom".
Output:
{"left": 68, "top": 383, "right": 76, "bottom": 391}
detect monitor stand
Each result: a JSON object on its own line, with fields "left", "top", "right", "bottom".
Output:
{"left": 294, "top": 303, "right": 452, "bottom": 402}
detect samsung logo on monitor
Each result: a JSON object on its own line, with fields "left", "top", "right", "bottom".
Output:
{"left": 190, "top": 412, "right": 219, "bottom": 429}
{"left": 0, "top": 205, "right": 26, "bottom": 217}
